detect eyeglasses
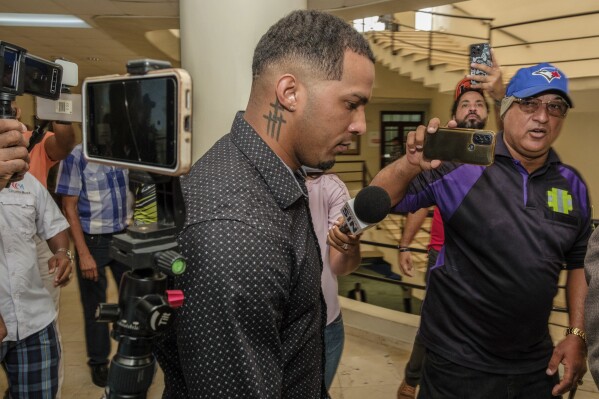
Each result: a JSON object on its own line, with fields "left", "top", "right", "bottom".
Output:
{"left": 513, "top": 97, "right": 569, "bottom": 118}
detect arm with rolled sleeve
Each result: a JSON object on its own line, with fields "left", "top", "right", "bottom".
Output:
{"left": 44, "top": 122, "right": 77, "bottom": 162}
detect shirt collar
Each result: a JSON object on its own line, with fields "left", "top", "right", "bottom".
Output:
{"left": 229, "top": 111, "right": 306, "bottom": 209}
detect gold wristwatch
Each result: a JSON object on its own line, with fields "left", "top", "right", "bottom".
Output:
{"left": 565, "top": 327, "right": 587, "bottom": 344}
{"left": 56, "top": 248, "right": 73, "bottom": 263}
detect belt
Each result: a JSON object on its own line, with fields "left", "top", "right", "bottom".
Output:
{"left": 83, "top": 230, "right": 126, "bottom": 238}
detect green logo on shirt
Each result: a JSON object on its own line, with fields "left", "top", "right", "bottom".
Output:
{"left": 547, "top": 188, "right": 573, "bottom": 214}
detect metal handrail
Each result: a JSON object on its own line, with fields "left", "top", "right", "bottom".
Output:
{"left": 488, "top": 9, "right": 599, "bottom": 67}
{"left": 417, "top": 9, "right": 494, "bottom": 22}
{"left": 371, "top": 9, "right": 599, "bottom": 75}
{"left": 354, "top": 234, "right": 570, "bottom": 317}
{"left": 370, "top": 30, "right": 471, "bottom": 57}
{"left": 491, "top": 10, "right": 599, "bottom": 30}
{"left": 369, "top": 12, "right": 491, "bottom": 70}
{"left": 331, "top": 160, "right": 372, "bottom": 187}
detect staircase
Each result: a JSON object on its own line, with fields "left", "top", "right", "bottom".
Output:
{"left": 366, "top": 30, "right": 470, "bottom": 93}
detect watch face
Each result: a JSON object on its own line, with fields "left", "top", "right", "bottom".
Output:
{"left": 59, "top": 249, "right": 73, "bottom": 261}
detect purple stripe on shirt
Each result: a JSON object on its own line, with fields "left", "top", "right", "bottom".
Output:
{"left": 395, "top": 165, "right": 486, "bottom": 222}
{"left": 558, "top": 165, "right": 590, "bottom": 216}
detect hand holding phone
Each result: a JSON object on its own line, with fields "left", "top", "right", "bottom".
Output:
{"left": 469, "top": 43, "right": 492, "bottom": 85}
{"left": 423, "top": 127, "right": 496, "bottom": 166}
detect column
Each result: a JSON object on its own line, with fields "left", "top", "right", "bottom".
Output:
{"left": 179, "top": 0, "right": 307, "bottom": 161}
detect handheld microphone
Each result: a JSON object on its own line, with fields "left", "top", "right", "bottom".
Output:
{"left": 340, "top": 185, "right": 391, "bottom": 235}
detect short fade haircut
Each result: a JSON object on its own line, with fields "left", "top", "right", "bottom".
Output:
{"left": 252, "top": 10, "right": 375, "bottom": 82}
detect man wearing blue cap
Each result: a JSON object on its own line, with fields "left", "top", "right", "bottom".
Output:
{"left": 372, "top": 62, "right": 591, "bottom": 398}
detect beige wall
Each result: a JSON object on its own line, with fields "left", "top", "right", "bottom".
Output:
{"left": 554, "top": 111, "right": 599, "bottom": 216}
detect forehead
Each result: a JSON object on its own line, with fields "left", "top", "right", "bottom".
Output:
{"left": 459, "top": 91, "right": 485, "bottom": 102}
{"left": 338, "top": 50, "right": 375, "bottom": 92}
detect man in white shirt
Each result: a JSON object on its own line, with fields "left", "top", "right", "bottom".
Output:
{"left": 0, "top": 173, "right": 72, "bottom": 398}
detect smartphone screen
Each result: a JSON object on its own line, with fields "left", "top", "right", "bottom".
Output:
{"left": 85, "top": 75, "right": 178, "bottom": 169}
{"left": 82, "top": 69, "right": 192, "bottom": 176}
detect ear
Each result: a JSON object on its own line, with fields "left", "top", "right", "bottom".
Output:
{"left": 275, "top": 74, "right": 298, "bottom": 112}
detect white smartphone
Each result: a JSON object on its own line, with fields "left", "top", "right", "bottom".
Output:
{"left": 82, "top": 68, "right": 192, "bottom": 176}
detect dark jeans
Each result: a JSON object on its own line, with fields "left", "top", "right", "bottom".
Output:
{"left": 75, "top": 233, "right": 128, "bottom": 366}
{"left": 404, "top": 248, "right": 439, "bottom": 386}
{"left": 418, "top": 349, "right": 561, "bottom": 399}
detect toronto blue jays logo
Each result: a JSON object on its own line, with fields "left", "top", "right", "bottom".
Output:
{"left": 533, "top": 68, "right": 562, "bottom": 83}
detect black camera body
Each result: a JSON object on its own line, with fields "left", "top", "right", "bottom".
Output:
{"left": 0, "top": 41, "right": 63, "bottom": 102}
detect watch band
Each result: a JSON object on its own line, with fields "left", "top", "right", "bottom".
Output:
{"left": 56, "top": 248, "right": 73, "bottom": 262}
{"left": 565, "top": 327, "right": 587, "bottom": 344}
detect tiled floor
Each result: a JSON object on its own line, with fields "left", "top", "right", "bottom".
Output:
{"left": 2, "top": 266, "right": 599, "bottom": 398}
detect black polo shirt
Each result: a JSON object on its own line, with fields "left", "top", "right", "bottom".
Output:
{"left": 157, "top": 112, "right": 327, "bottom": 398}
{"left": 395, "top": 132, "right": 592, "bottom": 373}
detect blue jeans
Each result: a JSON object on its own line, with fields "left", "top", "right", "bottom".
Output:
{"left": 419, "top": 349, "right": 561, "bottom": 399}
{"left": 324, "top": 314, "right": 344, "bottom": 389}
{"left": 76, "top": 232, "right": 128, "bottom": 366}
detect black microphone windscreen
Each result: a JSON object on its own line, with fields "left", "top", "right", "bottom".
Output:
{"left": 353, "top": 186, "right": 391, "bottom": 224}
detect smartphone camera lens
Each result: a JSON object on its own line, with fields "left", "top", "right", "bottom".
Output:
{"left": 473, "top": 133, "right": 492, "bottom": 146}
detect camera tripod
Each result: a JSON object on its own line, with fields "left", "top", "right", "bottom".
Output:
{"left": 98, "top": 173, "right": 187, "bottom": 399}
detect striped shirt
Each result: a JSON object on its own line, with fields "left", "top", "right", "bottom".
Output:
{"left": 55, "top": 144, "right": 129, "bottom": 234}
{"left": 133, "top": 183, "right": 157, "bottom": 225}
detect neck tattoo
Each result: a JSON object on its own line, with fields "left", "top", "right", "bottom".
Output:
{"left": 263, "top": 99, "right": 287, "bottom": 141}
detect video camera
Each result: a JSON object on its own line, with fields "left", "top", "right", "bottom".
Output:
{"left": 83, "top": 59, "right": 192, "bottom": 399}
{"left": 0, "top": 41, "right": 80, "bottom": 154}
{"left": 0, "top": 41, "right": 65, "bottom": 118}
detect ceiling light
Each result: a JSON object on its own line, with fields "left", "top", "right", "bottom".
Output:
{"left": 0, "top": 13, "right": 90, "bottom": 28}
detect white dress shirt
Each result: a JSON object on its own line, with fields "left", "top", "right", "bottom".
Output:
{"left": 0, "top": 173, "right": 69, "bottom": 341}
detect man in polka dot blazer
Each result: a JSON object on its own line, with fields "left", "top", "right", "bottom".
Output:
{"left": 154, "top": 9, "right": 375, "bottom": 399}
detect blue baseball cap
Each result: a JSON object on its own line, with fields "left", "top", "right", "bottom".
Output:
{"left": 506, "top": 62, "right": 573, "bottom": 107}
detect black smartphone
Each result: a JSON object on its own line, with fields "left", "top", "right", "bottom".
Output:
{"left": 423, "top": 128, "right": 496, "bottom": 166}
{"left": 469, "top": 43, "right": 492, "bottom": 85}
